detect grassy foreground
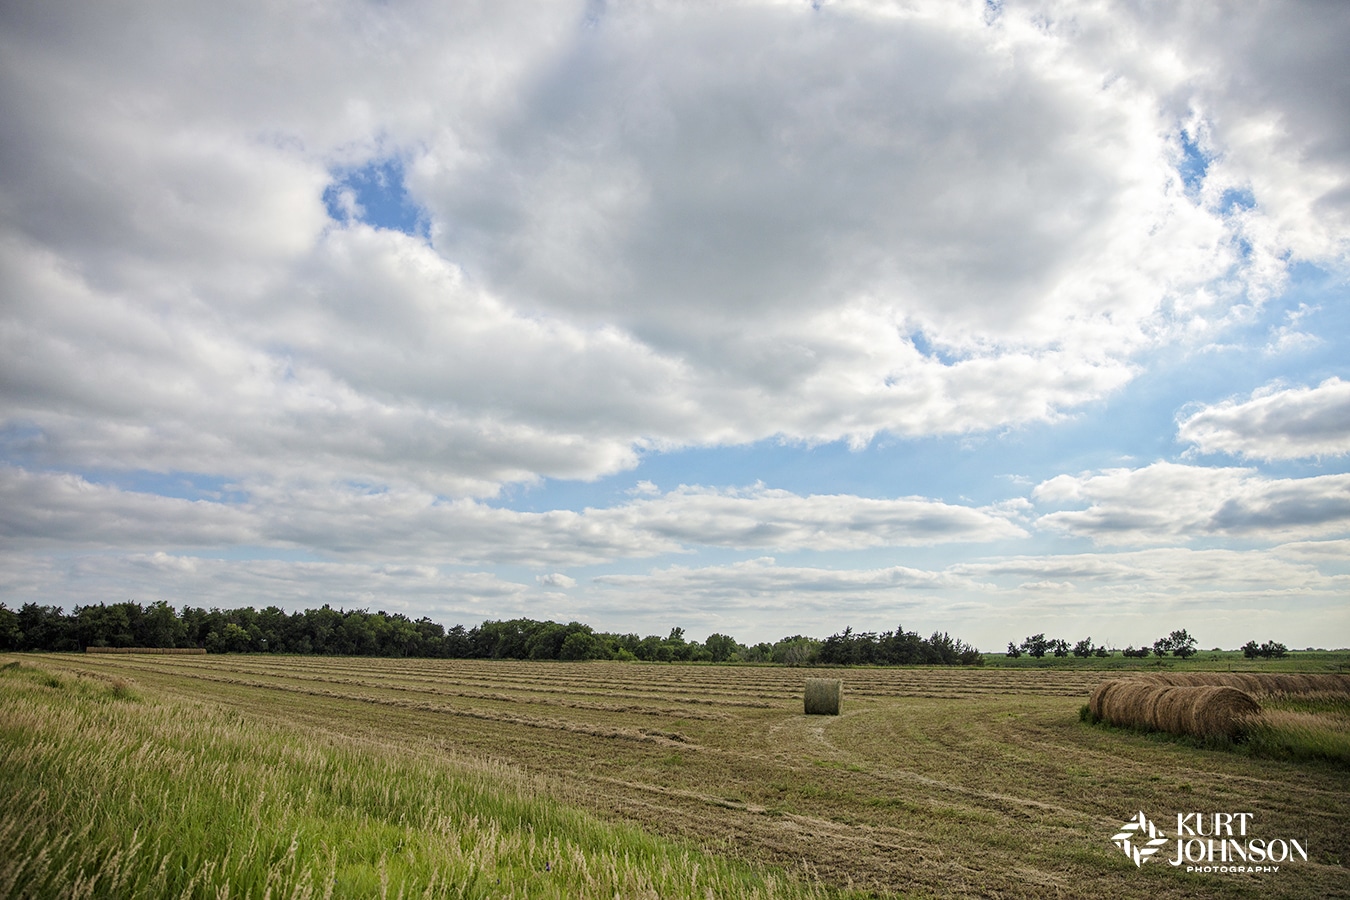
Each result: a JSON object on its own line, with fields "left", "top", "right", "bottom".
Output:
{"left": 0, "top": 659, "right": 839, "bottom": 899}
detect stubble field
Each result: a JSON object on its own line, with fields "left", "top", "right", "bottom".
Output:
{"left": 2, "top": 653, "right": 1347, "bottom": 899}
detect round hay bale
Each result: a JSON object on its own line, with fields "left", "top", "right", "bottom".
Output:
{"left": 1188, "top": 686, "right": 1260, "bottom": 739}
{"left": 1089, "top": 679, "right": 1126, "bottom": 721}
{"left": 1152, "top": 686, "right": 1195, "bottom": 735}
{"left": 804, "top": 678, "right": 842, "bottom": 716}
{"left": 1100, "top": 681, "right": 1163, "bottom": 731}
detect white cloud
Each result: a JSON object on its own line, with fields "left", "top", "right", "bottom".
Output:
{"left": 597, "top": 483, "right": 1025, "bottom": 549}
{"left": 584, "top": 544, "right": 1349, "bottom": 647}
{"left": 1025, "top": 0, "right": 1350, "bottom": 278}
{"left": 0, "top": 467, "right": 255, "bottom": 549}
{"left": 1033, "top": 462, "right": 1350, "bottom": 545}
{"left": 7, "top": 0, "right": 1343, "bottom": 503}
{"left": 0, "top": 467, "right": 1020, "bottom": 565}
{"left": 1178, "top": 378, "right": 1350, "bottom": 460}
{"left": 589, "top": 556, "right": 978, "bottom": 638}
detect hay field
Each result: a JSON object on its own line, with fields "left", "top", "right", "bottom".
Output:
{"left": 5, "top": 654, "right": 1348, "bottom": 899}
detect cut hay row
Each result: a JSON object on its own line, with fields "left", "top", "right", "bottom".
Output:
{"left": 1134, "top": 672, "right": 1350, "bottom": 698}
{"left": 64, "top": 653, "right": 1110, "bottom": 705}
{"left": 109, "top": 653, "right": 1092, "bottom": 716}
{"left": 84, "top": 647, "right": 207, "bottom": 655}
{"left": 1088, "top": 680, "right": 1260, "bottom": 739}
{"left": 162, "top": 655, "right": 1104, "bottom": 697}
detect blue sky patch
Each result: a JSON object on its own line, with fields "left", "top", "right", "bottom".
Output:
{"left": 1176, "top": 129, "right": 1210, "bottom": 195}
{"left": 323, "top": 159, "right": 427, "bottom": 238}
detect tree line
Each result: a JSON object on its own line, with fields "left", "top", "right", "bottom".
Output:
{"left": 1006, "top": 630, "right": 1200, "bottom": 659}
{"left": 1006, "top": 630, "right": 1297, "bottom": 659}
{"left": 0, "top": 601, "right": 984, "bottom": 665}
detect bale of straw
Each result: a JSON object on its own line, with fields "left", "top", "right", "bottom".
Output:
{"left": 1189, "top": 686, "right": 1261, "bottom": 738}
{"left": 1152, "top": 686, "right": 1197, "bottom": 735}
{"left": 1091, "top": 680, "right": 1162, "bottom": 731}
{"left": 1088, "top": 679, "right": 1259, "bottom": 738}
{"left": 804, "top": 678, "right": 842, "bottom": 715}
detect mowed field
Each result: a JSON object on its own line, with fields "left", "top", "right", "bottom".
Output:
{"left": 6, "top": 653, "right": 1348, "bottom": 899}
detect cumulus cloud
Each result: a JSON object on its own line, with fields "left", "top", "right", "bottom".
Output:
{"left": 596, "top": 484, "right": 1026, "bottom": 549}
{"left": 956, "top": 545, "right": 1341, "bottom": 593}
{"left": 6, "top": 0, "right": 1344, "bottom": 503}
{"left": 0, "top": 467, "right": 1020, "bottom": 564}
{"left": 0, "top": 466, "right": 255, "bottom": 548}
{"left": 1030, "top": 0, "right": 1350, "bottom": 280}
{"left": 1178, "top": 378, "right": 1350, "bottom": 460}
{"left": 1033, "top": 462, "right": 1350, "bottom": 545}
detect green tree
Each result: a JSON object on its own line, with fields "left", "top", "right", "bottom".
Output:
{"left": 704, "top": 633, "right": 740, "bottom": 663}
{"left": 1259, "top": 640, "right": 1288, "bottom": 659}
{"left": 0, "top": 603, "right": 20, "bottom": 650}
{"left": 771, "top": 636, "right": 820, "bottom": 666}
{"left": 559, "top": 630, "right": 602, "bottom": 661}
{"left": 1020, "top": 634, "right": 1049, "bottom": 659}
{"left": 1167, "top": 629, "right": 1198, "bottom": 659}
{"left": 142, "top": 601, "right": 186, "bottom": 648}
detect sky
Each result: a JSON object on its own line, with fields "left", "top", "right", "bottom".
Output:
{"left": 1, "top": 0, "right": 1347, "bottom": 651}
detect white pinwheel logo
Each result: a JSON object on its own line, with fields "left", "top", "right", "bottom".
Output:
{"left": 1111, "top": 812, "right": 1169, "bottom": 867}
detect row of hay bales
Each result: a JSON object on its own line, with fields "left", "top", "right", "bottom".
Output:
{"left": 1088, "top": 680, "right": 1260, "bottom": 739}
{"left": 85, "top": 647, "right": 207, "bottom": 655}
{"left": 1089, "top": 673, "right": 1350, "bottom": 740}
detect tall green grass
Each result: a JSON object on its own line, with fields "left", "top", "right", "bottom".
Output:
{"left": 0, "top": 659, "right": 836, "bottom": 899}
{"left": 1243, "top": 696, "right": 1350, "bottom": 766}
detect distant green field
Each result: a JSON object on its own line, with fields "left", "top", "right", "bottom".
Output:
{"left": 3, "top": 653, "right": 1347, "bottom": 899}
